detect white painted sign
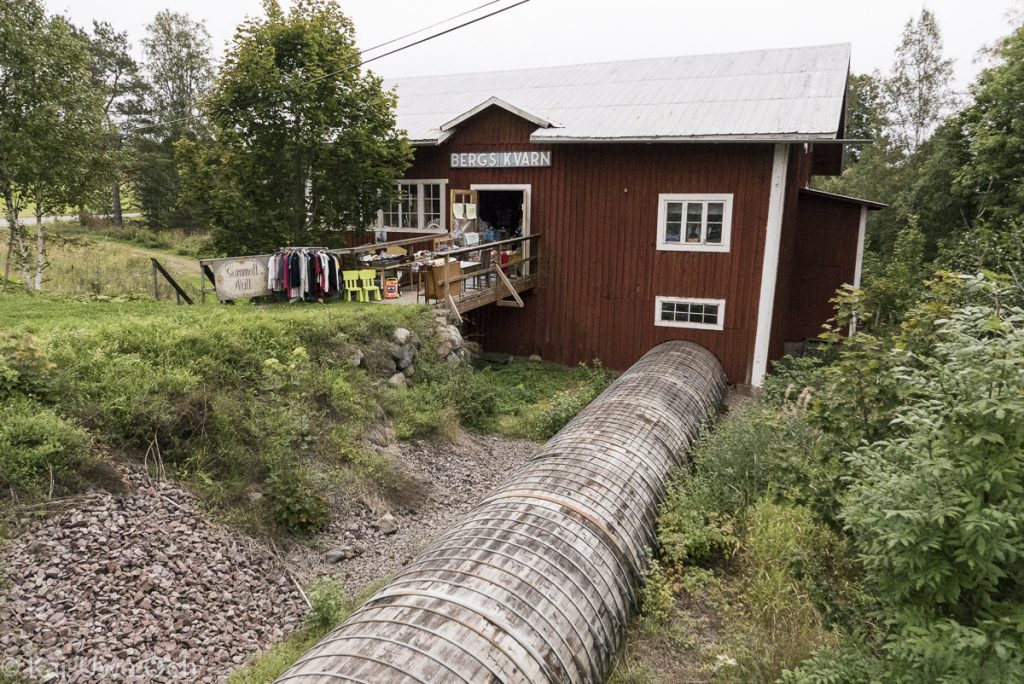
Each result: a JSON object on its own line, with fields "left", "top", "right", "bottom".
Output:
{"left": 210, "top": 257, "right": 270, "bottom": 301}
{"left": 450, "top": 151, "right": 551, "bottom": 168}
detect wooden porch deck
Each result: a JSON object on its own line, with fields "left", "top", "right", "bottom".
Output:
{"left": 378, "top": 233, "right": 541, "bottom": 321}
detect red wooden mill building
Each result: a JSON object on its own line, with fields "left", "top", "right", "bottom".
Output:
{"left": 377, "top": 44, "right": 883, "bottom": 385}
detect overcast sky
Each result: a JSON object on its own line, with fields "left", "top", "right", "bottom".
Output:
{"left": 55, "top": 0, "right": 1018, "bottom": 89}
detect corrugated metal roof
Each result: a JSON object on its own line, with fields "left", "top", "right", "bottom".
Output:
{"left": 383, "top": 44, "right": 851, "bottom": 144}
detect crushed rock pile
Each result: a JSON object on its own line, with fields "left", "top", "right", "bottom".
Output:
{"left": 0, "top": 468, "right": 307, "bottom": 683}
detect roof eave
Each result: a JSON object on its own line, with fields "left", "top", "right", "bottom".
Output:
{"left": 528, "top": 133, "right": 845, "bottom": 144}
{"left": 799, "top": 187, "right": 887, "bottom": 210}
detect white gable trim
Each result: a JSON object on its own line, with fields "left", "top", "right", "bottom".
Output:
{"left": 750, "top": 143, "right": 790, "bottom": 387}
{"left": 440, "top": 96, "right": 558, "bottom": 133}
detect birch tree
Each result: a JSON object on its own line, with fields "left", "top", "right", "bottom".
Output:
{"left": 883, "top": 9, "right": 956, "bottom": 152}
{"left": 134, "top": 10, "right": 213, "bottom": 230}
{"left": 0, "top": 0, "right": 104, "bottom": 289}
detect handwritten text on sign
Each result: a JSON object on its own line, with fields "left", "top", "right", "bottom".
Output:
{"left": 450, "top": 151, "right": 551, "bottom": 168}
{"left": 211, "top": 258, "right": 270, "bottom": 301}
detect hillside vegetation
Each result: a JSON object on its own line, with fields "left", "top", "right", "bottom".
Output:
{"left": 0, "top": 292, "right": 609, "bottom": 536}
{"left": 612, "top": 273, "right": 1024, "bottom": 683}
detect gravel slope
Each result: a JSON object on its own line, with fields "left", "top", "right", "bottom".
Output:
{"left": 288, "top": 432, "right": 536, "bottom": 594}
{"left": 0, "top": 433, "right": 536, "bottom": 682}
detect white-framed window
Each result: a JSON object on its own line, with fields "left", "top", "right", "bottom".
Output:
{"left": 656, "top": 193, "right": 733, "bottom": 252}
{"left": 654, "top": 296, "right": 726, "bottom": 331}
{"left": 379, "top": 179, "right": 447, "bottom": 233}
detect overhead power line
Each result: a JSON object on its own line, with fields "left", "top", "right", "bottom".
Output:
{"left": 358, "top": 0, "right": 507, "bottom": 55}
{"left": 125, "top": 0, "right": 532, "bottom": 134}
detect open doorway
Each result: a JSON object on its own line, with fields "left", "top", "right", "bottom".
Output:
{"left": 472, "top": 183, "right": 531, "bottom": 276}
{"left": 477, "top": 190, "right": 524, "bottom": 240}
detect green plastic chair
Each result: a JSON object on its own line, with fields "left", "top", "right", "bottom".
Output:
{"left": 360, "top": 269, "right": 382, "bottom": 301}
{"left": 342, "top": 270, "right": 365, "bottom": 302}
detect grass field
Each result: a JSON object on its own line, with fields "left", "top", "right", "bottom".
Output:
{"left": 1, "top": 223, "right": 208, "bottom": 299}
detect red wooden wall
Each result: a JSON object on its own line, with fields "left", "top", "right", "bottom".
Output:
{"left": 403, "top": 105, "right": 826, "bottom": 383}
{"left": 779, "top": 193, "right": 862, "bottom": 343}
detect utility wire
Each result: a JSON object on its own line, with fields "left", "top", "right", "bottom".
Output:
{"left": 358, "top": 0, "right": 506, "bottom": 55}
{"left": 125, "top": 0, "right": 531, "bottom": 133}
{"left": 305, "top": 0, "right": 530, "bottom": 85}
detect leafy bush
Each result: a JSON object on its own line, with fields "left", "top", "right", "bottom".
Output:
{"left": 304, "top": 578, "right": 349, "bottom": 632}
{"left": 638, "top": 555, "right": 678, "bottom": 625}
{"left": 782, "top": 276, "right": 1024, "bottom": 681}
{"left": 659, "top": 491, "right": 737, "bottom": 567}
{"left": 0, "top": 397, "right": 91, "bottom": 498}
{"left": 265, "top": 467, "right": 330, "bottom": 536}
{"left": 0, "top": 333, "right": 58, "bottom": 401}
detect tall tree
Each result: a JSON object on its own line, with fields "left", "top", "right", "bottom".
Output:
{"left": 86, "top": 21, "right": 148, "bottom": 225}
{"left": 0, "top": 0, "right": 44, "bottom": 286}
{"left": 843, "top": 73, "right": 888, "bottom": 164}
{"left": 883, "top": 9, "right": 956, "bottom": 152}
{"left": 186, "top": 0, "right": 410, "bottom": 254}
{"left": 135, "top": 10, "right": 213, "bottom": 229}
{"left": 1, "top": 0, "right": 105, "bottom": 289}
{"left": 956, "top": 24, "right": 1024, "bottom": 226}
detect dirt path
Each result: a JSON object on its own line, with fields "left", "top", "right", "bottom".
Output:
{"left": 99, "top": 241, "right": 200, "bottom": 281}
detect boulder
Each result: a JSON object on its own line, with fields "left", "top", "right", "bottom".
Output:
{"left": 349, "top": 348, "right": 364, "bottom": 368}
{"left": 445, "top": 352, "right": 461, "bottom": 366}
{"left": 436, "top": 340, "right": 453, "bottom": 359}
{"left": 387, "top": 372, "right": 407, "bottom": 387}
{"left": 376, "top": 513, "right": 398, "bottom": 535}
{"left": 444, "top": 325, "right": 464, "bottom": 349}
{"left": 393, "top": 327, "right": 412, "bottom": 345}
{"left": 528, "top": 354, "right": 543, "bottom": 362}
{"left": 401, "top": 365, "right": 415, "bottom": 378}
{"left": 391, "top": 343, "right": 415, "bottom": 370}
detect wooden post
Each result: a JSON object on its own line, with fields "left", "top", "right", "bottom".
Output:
{"left": 152, "top": 261, "right": 159, "bottom": 301}
{"left": 443, "top": 257, "right": 450, "bottom": 303}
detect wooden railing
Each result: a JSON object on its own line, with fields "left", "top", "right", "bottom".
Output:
{"left": 425, "top": 233, "right": 542, "bottom": 321}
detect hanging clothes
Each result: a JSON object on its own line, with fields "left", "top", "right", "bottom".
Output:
{"left": 265, "top": 248, "right": 345, "bottom": 303}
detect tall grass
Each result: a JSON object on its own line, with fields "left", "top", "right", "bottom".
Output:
{"left": 1, "top": 226, "right": 203, "bottom": 298}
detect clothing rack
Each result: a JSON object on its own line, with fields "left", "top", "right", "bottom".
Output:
{"left": 268, "top": 247, "right": 345, "bottom": 304}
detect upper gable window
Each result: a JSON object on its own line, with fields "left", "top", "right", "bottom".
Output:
{"left": 656, "top": 194, "right": 733, "bottom": 252}
{"left": 379, "top": 180, "right": 446, "bottom": 233}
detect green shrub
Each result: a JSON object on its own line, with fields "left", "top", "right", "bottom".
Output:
{"left": 265, "top": 466, "right": 330, "bottom": 536}
{"left": 671, "top": 400, "right": 837, "bottom": 524}
{"left": 305, "top": 578, "right": 349, "bottom": 632}
{"left": 762, "top": 354, "right": 826, "bottom": 406}
{"left": 0, "top": 333, "right": 58, "bottom": 401}
{"left": 638, "top": 555, "right": 676, "bottom": 625}
{"left": 659, "top": 491, "right": 737, "bottom": 567}
{"left": 0, "top": 397, "right": 91, "bottom": 498}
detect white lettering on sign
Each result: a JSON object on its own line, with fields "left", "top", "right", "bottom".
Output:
{"left": 450, "top": 150, "right": 552, "bottom": 168}
{"left": 210, "top": 258, "right": 270, "bottom": 301}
